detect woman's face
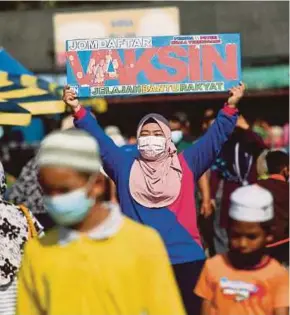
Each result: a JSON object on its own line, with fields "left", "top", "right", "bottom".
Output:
{"left": 138, "top": 122, "right": 166, "bottom": 160}
{"left": 140, "top": 122, "right": 165, "bottom": 137}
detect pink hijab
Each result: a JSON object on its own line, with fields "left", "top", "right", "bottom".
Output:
{"left": 129, "top": 114, "right": 183, "bottom": 208}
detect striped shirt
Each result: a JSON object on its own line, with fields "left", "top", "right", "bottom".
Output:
{"left": 0, "top": 279, "right": 17, "bottom": 315}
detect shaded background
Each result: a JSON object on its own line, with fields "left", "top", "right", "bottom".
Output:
{"left": 0, "top": 1, "right": 288, "bottom": 71}
{"left": 0, "top": 1, "right": 288, "bottom": 176}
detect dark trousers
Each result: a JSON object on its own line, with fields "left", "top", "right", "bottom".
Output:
{"left": 173, "top": 260, "right": 205, "bottom": 315}
{"left": 198, "top": 213, "right": 216, "bottom": 257}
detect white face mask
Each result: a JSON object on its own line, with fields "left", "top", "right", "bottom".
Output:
{"left": 138, "top": 136, "right": 166, "bottom": 160}
{"left": 171, "top": 130, "right": 183, "bottom": 144}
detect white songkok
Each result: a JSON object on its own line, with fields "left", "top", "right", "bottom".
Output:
{"left": 37, "top": 129, "right": 102, "bottom": 173}
{"left": 229, "top": 185, "right": 274, "bottom": 222}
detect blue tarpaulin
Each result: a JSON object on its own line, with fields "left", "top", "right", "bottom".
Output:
{"left": 0, "top": 49, "right": 65, "bottom": 128}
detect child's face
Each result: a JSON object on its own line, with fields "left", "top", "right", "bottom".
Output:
{"left": 229, "top": 220, "right": 273, "bottom": 254}
{"left": 228, "top": 220, "right": 273, "bottom": 268}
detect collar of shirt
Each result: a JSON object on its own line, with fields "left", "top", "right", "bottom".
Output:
{"left": 58, "top": 203, "right": 124, "bottom": 246}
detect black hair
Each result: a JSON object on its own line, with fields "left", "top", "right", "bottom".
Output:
{"left": 169, "top": 112, "right": 189, "bottom": 126}
{"left": 266, "top": 150, "right": 289, "bottom": 175}
{"left": 143, "top": 117, "right": 157, "bottom": 126}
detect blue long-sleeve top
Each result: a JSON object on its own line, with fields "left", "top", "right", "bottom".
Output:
{"left": 74, "top": 106, "right": 238, "bottom": 265}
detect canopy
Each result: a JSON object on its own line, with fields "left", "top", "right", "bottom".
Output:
{"left": 0, "top": 99, "right": 31, "bottom": 126}
{"left": 0, "top": 48, "right": 66, "bottom": 126}
{"left": 0, "top": 72, "right": 65, "bottom": 126}
{"left": 0, "top": 48, "right": 107, "bottom": 125}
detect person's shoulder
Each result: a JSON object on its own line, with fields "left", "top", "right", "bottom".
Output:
{"left": 25, "top": 228, "right": 60, "bottom": 252}
{"left": 179, "top": 140, "right": 192, "bottom": 149}
{"left": 204, "top": 254, "right": 226, "bottom": 269}
{"left": 196, "top": 255, "right": 228, "bottom": 283}
{"left": 0, "top": 200, "right": 26, "bottom": 219}
{"left": 258, "top": 177, "right": 288, "bottom": 185}
{"left": 266, "top": 258, "right": 289, "bottom": 276}
{"left": 121, "top": 218, "right": 170, "bottom": 264}
{"left": 123, "top": 217, "right": 160, "bottom": 236}
{"left": 257, "top": 179, "right": 271, "bottom": 189}
{"left": 0, "top": 199, "right": 20, "bottom": 210}
{"left": 122, "top": 217, "right": 163, "bottom": 244}
{"left": 258, "top": 178, "right": 289, "bottom": 190}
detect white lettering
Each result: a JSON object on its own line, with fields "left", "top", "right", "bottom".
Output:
{"left": 67, "top": 37, "right": 152, "bottom": 51}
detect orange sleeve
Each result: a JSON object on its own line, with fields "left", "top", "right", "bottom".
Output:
{"left": 273, "top": 269, "right": 289, "bottom": 309}
{"left": 194, "top": 261, "right": 214, "bottom": 302}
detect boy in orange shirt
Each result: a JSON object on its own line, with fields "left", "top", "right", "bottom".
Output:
{"left": 194, "top": 185, "right": 289, "bottom": 315}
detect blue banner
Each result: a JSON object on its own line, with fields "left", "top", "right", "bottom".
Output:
{"left": 66, "top": 33, "right": 241, "bottom": 97}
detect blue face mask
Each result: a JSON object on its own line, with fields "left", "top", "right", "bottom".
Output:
{"left": 171, "top": 130, "right": 183, "bottom": 144}
{"left": 43, "top": 186, "right": 95, "bottom": 226}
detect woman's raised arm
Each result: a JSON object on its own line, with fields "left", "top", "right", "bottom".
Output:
{"left": 62, "top": 86, "right": 126, "bottom": 182}
{"left": 182, "top": 83, "right": 245, "bottom": 180}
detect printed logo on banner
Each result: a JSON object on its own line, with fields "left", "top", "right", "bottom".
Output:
{"left": 66, "top": 34, "right": 241, "bottom": 97}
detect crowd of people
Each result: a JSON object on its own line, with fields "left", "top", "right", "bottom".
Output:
{"left": 0, "top": 82, "right": 288, "bottom": 315}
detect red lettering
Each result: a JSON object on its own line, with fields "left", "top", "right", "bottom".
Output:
{"left": 105, "top": 50, "right": 125, "bottom": 82}
{"left": 188, "top": 46, "right": 201, "bottom": 81}
{"left": 117, "top": 49, "right": 137, "bottom": 85}
{"left": 66, "top": 51, "right": 92, "bottom": 85}
{"left": 68, "top": 43, "right": 238, "bottom": 86}
{"left": 129, "top": 48, "right": 165, "bottom": 84}
{"left": 202, "top": 44, "right": 238, "bottom": 81}
{"left": 157, "top": 46, "right": 187, "bottom": 82}
{"left": 67, "top": 50, "right": 125, "bottom": 86}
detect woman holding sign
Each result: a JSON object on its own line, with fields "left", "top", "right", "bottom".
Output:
{"left": 62, "top": 83, "right": 245, "bottom": 315}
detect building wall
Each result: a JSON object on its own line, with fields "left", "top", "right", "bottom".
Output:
{"left": 0, "top": 1, "right": 288, "bottom": 72}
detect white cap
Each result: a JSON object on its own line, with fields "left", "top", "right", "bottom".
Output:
{"left": 105, "top": 126, "right": 121, "bottom": 136}
{"left": 105, "top": 125, "right": 126, "bottom": 147}
{"left": 37, "top": 129, "right": 102, "bottom": 173}
{"left": 229, "top": 185, "right": 274, "bottom": 222}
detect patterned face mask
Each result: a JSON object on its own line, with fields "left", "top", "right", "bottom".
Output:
{"left": 137, "top": 136, "right": 166, "bottom": 161}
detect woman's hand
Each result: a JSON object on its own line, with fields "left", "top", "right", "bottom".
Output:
{"left": 227, "top": 82, "right": 246, "bottom": 108}
{"left": 62, "top": 86, "right": 81, "bottom": 113}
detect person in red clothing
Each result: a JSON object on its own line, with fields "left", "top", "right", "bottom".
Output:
{"left": 257, "top": 150, "right": 289, "bottom": 266}
{"left": 169, "top": 112, "right": 215, "bottom": 254}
